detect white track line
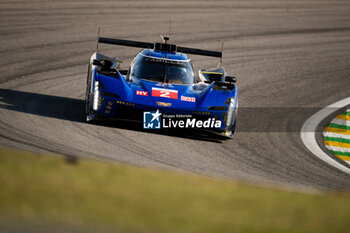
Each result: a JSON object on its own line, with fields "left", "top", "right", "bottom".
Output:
{"left": 300, "top": 97, "right": 350, "bottom": 175}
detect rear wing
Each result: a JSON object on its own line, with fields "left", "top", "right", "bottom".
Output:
{"left": 98, "top": 37, "right": 222, "bottom": 58}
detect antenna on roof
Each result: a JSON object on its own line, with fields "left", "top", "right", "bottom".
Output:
{"left": 96, "top": 27, "right": 101, "bottom": 52}
{"left": 160, "top": 35, "right": 170, "bottom": 44}
{"left": 160, "top": 21, "right": 172, "bottom": 44}
{"left": 217, "top": 40, "right": 224, "bottom": 68}
{"left": 168, "top": 20, "right": 172, "bottom": 37}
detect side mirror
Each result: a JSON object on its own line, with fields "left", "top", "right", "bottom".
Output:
{"left": 118, "top": 69, "right": 128, "bottom": 75}
{"left": 225, "top": 76, "right": 237, "bottom": 83}
{"left": 92, "top": 59, "right": 105, "bottom": 67}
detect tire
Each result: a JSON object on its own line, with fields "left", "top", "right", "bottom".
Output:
{"left": 85, "top": 64, "right": 94, "bottom": 123}
{"left": 224, "top": 118, "right": 236, "bottom": 138}
{"left": 231, "top": 118, "right": 236, "bottom": 136}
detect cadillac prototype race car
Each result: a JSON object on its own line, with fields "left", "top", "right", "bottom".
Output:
{"left": 85, "top": 35, "right": 238, "bottom": 137}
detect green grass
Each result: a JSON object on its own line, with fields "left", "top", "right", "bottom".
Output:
{"left": 1, "top": 149, "right": 350, "bottom": 233}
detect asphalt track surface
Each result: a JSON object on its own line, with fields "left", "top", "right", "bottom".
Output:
{"left": 0, "top": 0, "right": 350, "bottom": 191}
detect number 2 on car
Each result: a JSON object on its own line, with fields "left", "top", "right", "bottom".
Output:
{"left": 152, "top": 87, "right": 178, "bottom": 99}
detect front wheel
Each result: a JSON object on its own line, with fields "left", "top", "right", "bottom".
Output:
{"left": 85, "top": 64, "right": 96, "bottom": 123}
{"left": 224, "top": 118, "right": 236, "bottom": 138}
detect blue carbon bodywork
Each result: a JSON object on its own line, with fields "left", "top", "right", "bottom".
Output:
{"left": 87, "top": 50, "right": 237, "bottom": 134}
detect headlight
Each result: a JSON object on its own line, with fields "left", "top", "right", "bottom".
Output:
{"left": 226, "top": 97, "right": 235, "bottom": 127}
{"left": 93, "top": 81, "right": 101, "bottom": 111}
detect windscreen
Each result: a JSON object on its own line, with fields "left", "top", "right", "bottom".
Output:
{"left": 131, "top": 55, "right": 195, "bottom": 84}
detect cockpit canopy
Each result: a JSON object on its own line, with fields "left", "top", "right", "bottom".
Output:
{"left": 130, "top": 50, "right": 195, "bottom": 84}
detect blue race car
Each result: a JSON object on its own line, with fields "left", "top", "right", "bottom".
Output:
{"left": 85, "top": 35, "right": 238, "bottom": 137}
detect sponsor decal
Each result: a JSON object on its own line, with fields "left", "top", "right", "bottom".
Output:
{"left": 181, "top": 96, "right": 196, "bottom": 102}
{"left": 152, "top": 87, "right": 178, "bottom": 99}
{"left": 156, "top": 82, "right": 174, "bottom": 88}
{"left": 145, "top": 57, "right": 184, "bottom": 65}
{"left": 116, "top": 100, "right": 135, "bottom": 107}
{"left": 156, "top": 102, "right": 172, "bottom": 107}
{"left": 143, "top": 110, "right": 222, "bottom": 129}
{"left": 143, "top": 109, "right": 161, "bottom": 129}
{"left": 136, "top": 90, "right": 148, "bottom": 96}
